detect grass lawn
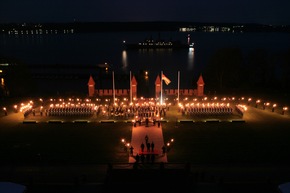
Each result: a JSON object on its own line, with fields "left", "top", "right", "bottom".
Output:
{"left": 1, "top": 115, "right": 290, "bottom": 167}
{"left": 0, "top": 122, "right": 132, "bottom": 165}
{"left": 162, "top": 121, "right": 290, "bottom": 164}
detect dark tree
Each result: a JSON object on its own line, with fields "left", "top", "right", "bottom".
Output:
{"left": 205, "top": 47, "right": 243, "bottom": 92}
{"left": 247, "top": 49, "right": 275, "bottom": 89}
{"left": 280, "top": 48, "right": 290, "bottom": 90}
{"left": 5, "top": 62, "right": 36, "bottom": 97}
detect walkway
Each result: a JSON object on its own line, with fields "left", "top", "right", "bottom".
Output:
{"left": 128, "top": 123, "right": 168, "bottom": 163}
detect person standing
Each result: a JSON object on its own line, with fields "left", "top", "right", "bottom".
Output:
{"left": 141, "top": 142, "right": 145, "bottom": 152}
{"left": 151, "top": 141, "right": 155, "bottom": 152}
{"left": 146, "top": 142, "right": 151, "bottom": 152}
{"left": 130, "top": 146, "right": 134, "bottom": 156}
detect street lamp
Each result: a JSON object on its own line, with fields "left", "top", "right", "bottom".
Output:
{"left": 3, "top": 107, "right": 7, "bottom": 116}
{"left": 272, "top": 104, "right": 276, "bottom": 112}
{"left": 40, "top": 106, "right": 43, "bottom": 116}
{"left": 263, "top": 102, "right": 270, "bottom": 110}
{"left": 247, "top": 98, "right": 252, "bottom": 106}
{"left": 14, "top": 105, "right": 18, "bottom": 113}
{"left": 255, "top": 100, "right": 260, "bottom": 108}
{"left": 121, "top": 138, "right": 127, "bottom": 152}
{"left": 282, "top": 107, "right": 288, "bottom": 115}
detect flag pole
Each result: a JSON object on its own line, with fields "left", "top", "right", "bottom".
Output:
{"left": 178, "top": 71, "right": 180, "bottom": 105}
{"left": 130, "top": 71, "right": 132, "bottom": 104}
{"left": 112, "top": 71, "right": 115, "bottom": 106}
{"left": 160, "top": 71, "right": 163, "bottom": 105}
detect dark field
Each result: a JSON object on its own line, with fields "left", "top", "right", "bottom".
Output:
{"left": 3, "top": 118, "right": 290, "bottom": 165}
{"left": 1, "top": 102, "right": 290, "bottom": 192}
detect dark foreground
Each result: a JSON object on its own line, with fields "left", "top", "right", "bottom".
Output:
{"left": 1, "top": 162, "right": 288, "bottom": 193}
{"left": 0, "top": 99, "right": 290, "bottom": 193}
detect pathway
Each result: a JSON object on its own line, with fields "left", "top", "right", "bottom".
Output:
{"left": 128, "top": 123, "right": 167, "bottom": 163}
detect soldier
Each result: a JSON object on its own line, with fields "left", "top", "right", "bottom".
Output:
{"left": 130, "top": 146, "right": 134, "bottom": 155}
{"left": 141, "top": 143, "right": 145, "bottom": 152}
{"left": 151, "top": 141, "right": 155, "bottom": 152}
{"left": 146, "top": 142, "right": 150, "bottom": 152}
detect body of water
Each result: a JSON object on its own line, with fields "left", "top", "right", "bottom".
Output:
{"left": 1, "top": 31, "right": 290, "bottom": 97}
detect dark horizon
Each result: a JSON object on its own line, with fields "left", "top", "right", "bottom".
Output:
{"left": 1, "top": 20, "right": 290, "bottom": 26}
{"left": 1, "top": 21, "right": 290, "bottom": 34}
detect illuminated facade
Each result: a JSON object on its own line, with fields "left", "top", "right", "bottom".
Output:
{"left": 88, "top": 74, "right": 205, "bottom": 98}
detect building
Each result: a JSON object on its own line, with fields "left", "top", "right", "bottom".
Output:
{"left": 87, "top": 73, "right": 204, "bottom": 98}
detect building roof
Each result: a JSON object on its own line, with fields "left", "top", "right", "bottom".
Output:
{"left": 88, "top": 75, "right": 95, "bottom": 85}
{"left": 155, "top": 75, "right": 161, "bottom": 84}
{"left": 197, "top": 74, "right": 204, "bottom": 85}
{"left": 131, "top": 75, "right": 137, "bottom": 85}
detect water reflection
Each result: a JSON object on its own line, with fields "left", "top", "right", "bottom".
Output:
{"left": 1, "top": 77, "right": 4, "bottom": 87}
{"left": 187, "top": 48, "right": 195, "bottom": 70}
{"left": 122, "top": 50, "right": 128, "bottom": 71}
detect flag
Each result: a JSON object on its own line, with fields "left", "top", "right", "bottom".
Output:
{"left": 162, "top": 74, "right": 171, "bottom": 85}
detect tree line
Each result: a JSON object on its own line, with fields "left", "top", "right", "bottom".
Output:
{"left": 203, "top": 47, "right": 290, "bottom": 96}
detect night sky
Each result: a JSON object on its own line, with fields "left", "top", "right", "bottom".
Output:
{"left": 1, "top": 0, "right": 290, "bottom": 25}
